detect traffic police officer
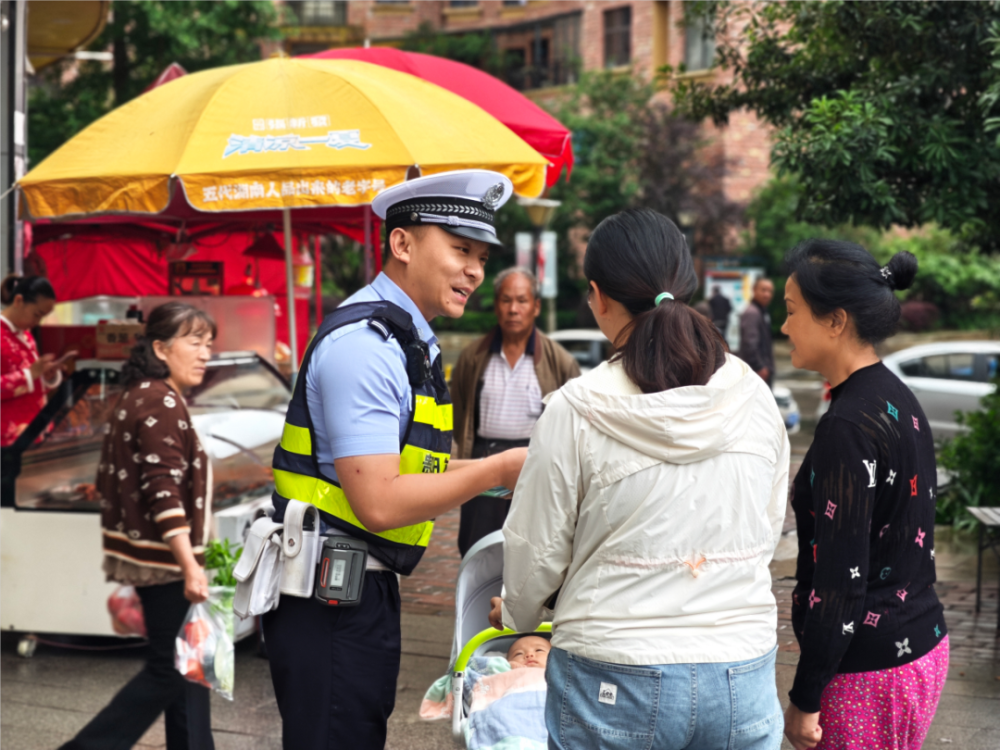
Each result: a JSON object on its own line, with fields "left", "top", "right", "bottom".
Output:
{"left": 263, "top": 170, "right": 528, "bottom": 749}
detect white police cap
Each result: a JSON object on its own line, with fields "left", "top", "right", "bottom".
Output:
{"left": 372, "top": 169, "right": 514, "bottom": 247}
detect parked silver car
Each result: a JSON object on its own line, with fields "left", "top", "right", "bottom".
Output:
{"left": 882, "top": 341, "right": 1000, "bottom": 441}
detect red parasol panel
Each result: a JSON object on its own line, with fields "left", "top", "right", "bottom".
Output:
{"left": 303, "top": 47, "right": 573, "bottom": 188}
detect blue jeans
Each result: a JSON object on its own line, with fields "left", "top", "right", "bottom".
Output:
{"left": 545, "top": 645, "right": 782, "bottom": 750}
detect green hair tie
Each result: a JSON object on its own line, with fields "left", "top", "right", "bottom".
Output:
{"left": 655, "top": 292, "right": 675, "bottom": 306}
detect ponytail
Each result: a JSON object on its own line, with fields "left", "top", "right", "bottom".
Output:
{"left": 584, "top": 209, "right": 726, "bottom": 394}
{"left": 618, "top": 298, "right": 727, "bottom": 393}
{"left": 1, "top": 274, "right": 56, "bottom": 306}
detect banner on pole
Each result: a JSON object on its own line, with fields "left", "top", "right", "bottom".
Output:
{"left": 539, "top": 231, "right": 557, "bottom": 299}
{"left": 515, "top": 232, "right": 532, "bottom": 269}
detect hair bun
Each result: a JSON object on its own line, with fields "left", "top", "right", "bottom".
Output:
{"left": 886, "top": 251, "right": 917, "bottom": 291}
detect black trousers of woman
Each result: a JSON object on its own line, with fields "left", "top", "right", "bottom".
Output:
{"left": 59, "top": 581, "right": 214, "bottom": 750}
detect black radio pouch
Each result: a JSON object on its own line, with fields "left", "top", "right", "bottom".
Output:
{"left": 315, "top": 537, "right": 369, "bottom": 607}
{"left": 404, "top": 338, "right": 433, "bottom": 386}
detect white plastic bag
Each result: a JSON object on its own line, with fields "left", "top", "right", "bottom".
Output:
{"left": 174, "top": 586, "right": 236, "bottom": 700}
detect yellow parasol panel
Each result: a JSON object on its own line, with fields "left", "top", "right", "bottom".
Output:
{"left": 20, "top": 57, "right": 548, "bottom": 219}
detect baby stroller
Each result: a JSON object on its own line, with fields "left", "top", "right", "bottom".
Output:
{"left": 449, "top": 529, "right": 552, "bottom": 743}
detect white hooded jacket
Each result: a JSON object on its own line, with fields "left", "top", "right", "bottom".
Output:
{"left": 500, "top": 354, "right": 789, "bottom": 666}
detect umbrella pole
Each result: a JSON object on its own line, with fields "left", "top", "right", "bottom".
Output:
{"left": 363, "top": 205, "right": 373, "bottom": 284}
{"left": 283, "top": 207, "right": 299, "bottom": 381}
{"left": 314, "top": 234, "right": 323, "bottom": 331}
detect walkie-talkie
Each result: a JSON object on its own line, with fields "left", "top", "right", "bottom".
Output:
{"left": 314, "top": 537, "right": 368, "bottom": 606}
{"left": 404, "top": 338, "right": 433, "bottom": 386}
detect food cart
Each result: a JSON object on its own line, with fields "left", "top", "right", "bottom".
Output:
{"left": 7, "top": 54, "right": 552, "bottom": 652}
{"left": 0, "top": 295, "right": 290, "bottom": 653}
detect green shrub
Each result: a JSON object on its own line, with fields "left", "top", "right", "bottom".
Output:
{"left": 937, "top": 378, "right": 1000, "bottom": 531}
{"left": 871, "top": 229, "right": 1000, "bottom": 332}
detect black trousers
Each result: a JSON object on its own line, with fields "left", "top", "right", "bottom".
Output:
{"left": 60, "top": 581, "right": 214, "bottom": 750}
{"left": 262, "top": 570, "right": 401, "bottom": 750}
{"left": 457, "top": 437, "right": 531, "bottom": 558}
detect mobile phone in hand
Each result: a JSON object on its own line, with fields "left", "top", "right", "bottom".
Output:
{"left": 53, "top": 350, "right": 79, "bottom": 367}
{"left": 481, "top": 485, "right": 513, "bottom": 499}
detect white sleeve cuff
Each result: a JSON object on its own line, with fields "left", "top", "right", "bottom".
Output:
{"left": 23, "top": 368, "right": 34, "bottom": 394}
{"left": 41, "top": 369, "right": 61, "bottom": 390}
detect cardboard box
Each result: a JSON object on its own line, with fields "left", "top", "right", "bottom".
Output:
{"left": 96, "top": 321, "right": 144, "bottom": 360}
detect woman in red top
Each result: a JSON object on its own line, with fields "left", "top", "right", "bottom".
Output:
{"left": 0, "top": 275, "right": 62, "bottom": 447}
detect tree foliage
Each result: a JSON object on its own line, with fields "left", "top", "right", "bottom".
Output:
{"left": 741, "top": 175, "right": 1000, "bottom": 332}
{"left": 872, "top": 230, "right": 1000, "bottom": 332}
{"left": 672, "top": 1, "right": 1000, "bottom": 251}
{"left": 937, "top": 379, "right": 1000, "bottom": 530}
{"left": 28, "top": 1, "right": 279, "bottom": 166}
{"left": 549, "top": 70, "right": 741, "bottom": 255}
{"left": 400, "top": 22, "right": 510, "bottom": 77}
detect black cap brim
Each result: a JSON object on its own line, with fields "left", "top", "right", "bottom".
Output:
{"left": 440, "top": 224, "right": 504, "bottom": 248}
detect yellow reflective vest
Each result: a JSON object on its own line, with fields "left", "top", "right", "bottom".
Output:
{"left": 270, "top": 301, "right": 452, "bottom": 576}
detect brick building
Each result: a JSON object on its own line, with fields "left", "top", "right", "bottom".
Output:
{"left": 275, "top": 0, "right": 772, "bottom": 223}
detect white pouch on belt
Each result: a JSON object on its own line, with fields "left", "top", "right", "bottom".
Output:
{"left": 233, "top": 517, "right": 283, "bottom": 618}
{"left": 278, "top": 501, "right": 319, "bottom": 597}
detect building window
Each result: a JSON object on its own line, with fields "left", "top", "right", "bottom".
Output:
{"left": 604, "top": 7, "right": 631, "bottom": 68}
{"left": 684, "top": 13, "right": 715, "bottom": 71}
{"left": 449, "top": 1, "right": 478, "bottom": 6}
{"left": 503, "top": 0, "right": 527, "bottom": 5}
{"left": 287, "top": 1, "right": 347, "bottom": 26}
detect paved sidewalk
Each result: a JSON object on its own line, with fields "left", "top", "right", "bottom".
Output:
{"left": 4, "top": 507, "right": 997, "bottom": 749}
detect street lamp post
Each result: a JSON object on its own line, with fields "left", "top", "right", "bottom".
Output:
{"left": 517, "top": 197, "right": 561, "bottom": 332}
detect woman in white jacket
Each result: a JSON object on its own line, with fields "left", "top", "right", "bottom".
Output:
{"left": 489, "top": 209, "right": 790, "bottom": 750}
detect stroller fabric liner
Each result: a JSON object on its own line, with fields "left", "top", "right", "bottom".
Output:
{"left": 420, "top": 531, "right": 552, "bottom": 747}
{"left": 421, "top": 655, "right": 547, "bottom": 749}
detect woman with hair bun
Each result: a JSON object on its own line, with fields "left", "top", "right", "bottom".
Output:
{"left": 60, "top": 301, "right": 217, "bottom": 750}
{"left": 490, "top": 209, "right": 790, "bottom": 748}
{"left": 1, "top": 274, "right": 65, "bottom": 446}
{"left": 781, "top": 241, "right": 948, "bottom": 750}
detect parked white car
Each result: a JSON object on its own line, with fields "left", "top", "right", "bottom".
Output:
{"left": 550, "top": 329, "right": 801, "bottom": 433}
{"left": 882, "top": 341, "right": 1000, "bottom": 441}
{"left": 549, "top": 328, "right": 612, "bottom": 373}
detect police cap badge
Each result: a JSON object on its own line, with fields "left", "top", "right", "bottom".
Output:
{"left": 372, "top": 170, "right": 514, "bottom": 247}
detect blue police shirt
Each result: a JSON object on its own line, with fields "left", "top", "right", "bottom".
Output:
{"left": 306, "top": 272, "right": 440, "bottom": 483}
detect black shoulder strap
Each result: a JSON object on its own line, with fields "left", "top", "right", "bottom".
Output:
{"left": 298, "top": 301, "right": 431, "bottom": 397}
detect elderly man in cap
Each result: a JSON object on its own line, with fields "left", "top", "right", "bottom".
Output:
{"left": 262, "top": 170, "right": 529, "bottom": 750}
{"left": 450, "top": 267, "right": 580, "bottom": 556}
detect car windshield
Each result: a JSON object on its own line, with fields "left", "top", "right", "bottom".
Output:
{"left": 901, "top": 353, "right": 976, "bottom": 381}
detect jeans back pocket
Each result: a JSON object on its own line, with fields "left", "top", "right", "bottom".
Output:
{"left": 558, "top": 652, "right": 661, "bottom": 750}
{"left": 727, "top": 646, "right": 782, "bottom": 746}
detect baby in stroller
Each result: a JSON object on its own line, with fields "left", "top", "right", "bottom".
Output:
{"left": 507, "top": 636, "right": 550, "bottom": 670}
{"left": 419, "top": 532, "right": 550, "bottom": 749}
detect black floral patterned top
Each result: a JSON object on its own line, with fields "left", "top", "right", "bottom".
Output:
{"left": 789, "top": 362, "right": 947, "bottom": 713}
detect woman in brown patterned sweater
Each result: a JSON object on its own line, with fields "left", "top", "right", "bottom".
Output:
{"left": 61, "top": 302, "right": 217, "bottom": 750}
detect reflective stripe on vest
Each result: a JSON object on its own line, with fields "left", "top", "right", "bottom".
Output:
{"left": 269, "top": 300, "right": 452, "bottom": 575}
{"left": 274, "top": 400, "right": 452, "bottom": 548}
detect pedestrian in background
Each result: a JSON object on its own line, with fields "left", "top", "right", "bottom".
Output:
{"left": 708, "top": 284, "right": 732, "bottom": 336}
{"left": 450, "top": 267, "right": 580, "bottom": 556}
{"left": 61, "top": 301, "right": 216, "bottom": 750}
{"left": 0, "top": 275, "right": 65, "bottom": 446}
{"left": 738, "top": 277, "right": 776, "bottom": 386}
{"left": 781, "top": 241, "right": 948, "bottom": 750}
{"left": 491, "top": 209, "right": 789, "bottom": 749}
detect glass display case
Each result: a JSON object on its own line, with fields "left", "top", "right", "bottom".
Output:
{"left": 1, "top": 352, "right": 291, "bottom": 513}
